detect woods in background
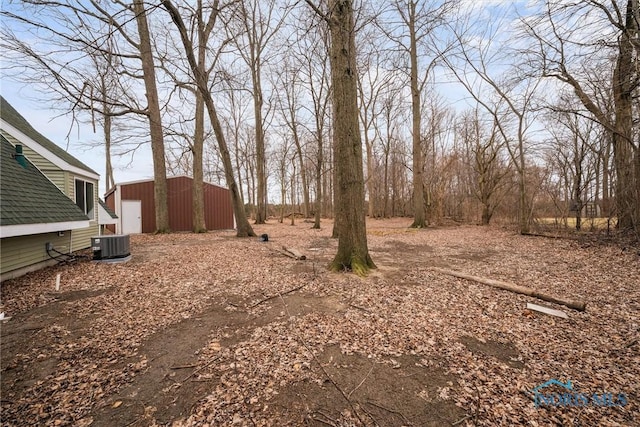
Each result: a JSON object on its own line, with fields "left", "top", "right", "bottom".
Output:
{"left": 1, "top": 0, "right": 638, "bottom": 239}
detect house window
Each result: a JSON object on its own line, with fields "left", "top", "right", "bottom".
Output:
{"left": 75, "top": 179, "right": 95, "bottom": 219}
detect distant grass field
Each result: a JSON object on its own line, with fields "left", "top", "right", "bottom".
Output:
{"left": 537, "top": 217, "right": 614, "bottom": 230}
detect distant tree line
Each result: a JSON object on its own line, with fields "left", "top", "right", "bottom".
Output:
{"left": 1, "top": 0, "right": 638, "bottom": 240}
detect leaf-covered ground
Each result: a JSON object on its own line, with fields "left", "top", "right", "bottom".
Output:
{"left": 1, "top": 219, "right": 638, "bottom": 426}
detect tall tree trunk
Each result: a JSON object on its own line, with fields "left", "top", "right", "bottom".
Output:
{"left": 104, "top": 112, "right": 114, "bottom": 190}
{"left": 383, "top": 150, "right": 390, "bottom": 218}
{"left": 313, "top": 133, "right": 323, "bottom": 229}
{"left": 133, "top": 0, "right": 170, "bottom": 233}
{"left": 101, "top": 80, "right": 115, "bottom": 191}
{"left": 280, "top": 159, "right": 286, "bottom": 223}
{"left": 234, "top": 135, "right": 245, "bottom": 206}
{"left": 602, "top": 139, "right": 611, "bottom": 217}
{"left": 163, "top": 0, "right": 255, "bottom": 237}
{"left": 408, "top": 2, "right": 426, "bottom": 228}
{"left": 191, "top": 3, "right": 208, "bottom": 233}
{"left": 192, "top": 90, "right": 207, "bottom": 233}
{"left": 291, "top": 123, "right": 310, "bottom": 218}
{"left": 290, "top": 158, "right": 296, "bottom": 225}
{"left": 612, "top": 0, "right": 637, "bottom": 230}
{"left": 253, "top": 64, "right": 268, "bottom": 224}
{"left": 364, "top": 130, "right": 375, "bottom": 217}
{"left": 574, "top": 137, "right": 583, "bottom": 231}
{"left": 327, "top": 0, "right": 375, "bottom": 274}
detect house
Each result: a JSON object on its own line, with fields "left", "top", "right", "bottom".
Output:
{"left": 0, "top": 96, "right": 99, "bottom": 281}
{"left": 105, "top": 176, "right": 234, "bottom": 233}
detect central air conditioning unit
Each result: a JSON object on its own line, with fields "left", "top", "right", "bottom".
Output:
{"left": 91, "top": 235, "right": 130, "bottom": 260}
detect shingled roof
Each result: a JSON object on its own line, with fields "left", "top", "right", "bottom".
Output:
{"left": 0, "top": 96, "right": 97, "bottom": 175}
{"left": 0, "top": 134, "right": 89, "bottom": 228}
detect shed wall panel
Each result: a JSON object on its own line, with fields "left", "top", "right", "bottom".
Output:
{"left": 204, "top": 183, "right": 234, "bottom": 229}
{"left": 168, "top": 176, "right": 192, "bottom": 231}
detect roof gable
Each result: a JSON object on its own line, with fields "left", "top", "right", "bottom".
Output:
{"left": 0, "top": 135, "right": 89, "bottom": 229}
{"left": 0, "top": 96, "right": 98, "bottom": 176}
{"left": 99, "top": 199, "right": 118, "bottom": 219}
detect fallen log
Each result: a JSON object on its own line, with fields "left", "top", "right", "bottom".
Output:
{"left": 274, "top": 248, "right": 297, "bottom": 259}
{"left": 283, "top": 246, "right": 306, "bottom": 260}
{"left": 431, "top": 267, "right": 586, "bottom": 311}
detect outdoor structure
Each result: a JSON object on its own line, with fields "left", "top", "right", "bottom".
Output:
{"left": 104, "top": 176, "right": 234, "bottom": 234}
{"left": 98, "top": 199, "right": 118, "bottom": 235}
{"left": 0, "top": 96, "right": 99, "bottom": 281}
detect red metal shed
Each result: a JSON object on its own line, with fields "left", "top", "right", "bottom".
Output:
{"left": 104, "top": 176, "right": 234, "bottom": 233}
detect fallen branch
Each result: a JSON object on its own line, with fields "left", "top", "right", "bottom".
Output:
{"left": 174, "top": 355, "right": 223, "bottom": 387}
{"left": 364, "top": 400, "right": 411, "bottom": 425}
{"left": 170, "top": 364, "right": 198, "bottom": 370}
{"left": 431, "top": 267, "right": 586, "bottom": 311}
{"left": 249, "top": 284, "right": 305, "bottom": 308}
{"left": 268, "top": 246, "right": 298, "bottom": 259}
{"left": 452, "top": 414, "right": 473, "bottom": 426}
{"left": 283, "top": 246, "right": 306, "bottom": 260}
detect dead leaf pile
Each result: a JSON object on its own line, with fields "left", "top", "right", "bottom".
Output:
{"left": 1, "top": 219, "right": 638, "bottom": 426}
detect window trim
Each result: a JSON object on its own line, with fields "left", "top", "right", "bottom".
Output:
{"left": 74, "top": 178, "right": 96, "bottom": 221}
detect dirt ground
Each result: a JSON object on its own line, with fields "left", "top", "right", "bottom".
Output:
{"left": 1, "top": 219, "right": 638, "bottom": 426}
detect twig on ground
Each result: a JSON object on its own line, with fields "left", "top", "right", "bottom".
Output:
{"left": 170, "top": 364, "right": 197, "bottom": 370}
{"left": 310, "top": 410, "right": 341, "bottom": 426}
{"left": 278, "top": 293, "right": 366, "bottom": 426}
{"left": 250, "top": 284, "right": 305, "bottom": 308}
{"left": 349, "top": 303, "right": 371, "bottom": 313}
{"left": 365, "top": 400, "right": 411, "bottom": 425}
{"left": 348, "top": 365, "right": 374, "bottom": 398}
{"left": 359, "top": 404, "right": 381, "bottom": 426}
{"left": 452, "top": 414, "right": 473, "bottom": 426}
{"left": 175, "top": 355, "right": 223, "bottom": 387}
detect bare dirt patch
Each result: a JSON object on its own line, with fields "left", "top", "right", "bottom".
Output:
{"left": 270, "top": 345, "right": 464, "bottom": 426}
{"left": 2, "top": 218, "right": 639, "bottom": 426}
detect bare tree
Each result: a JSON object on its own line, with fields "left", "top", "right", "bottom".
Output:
{"left": 380, "top": 0, "right": 452, "bottom": 228}
{"left": 545, "top": 97, "right": 600, "bottom": 230}
{"left": 292, "top": 8, "right": 333, "bottom": 229}
{"left": 306, "top": 0, "right": 375, "bottom": 274}
{"left": 443, "top": 11, "right": 540, "bottom": 234}
{"left": 523, "top": 0, "right": 639, "bottom": 232}
{"left": 371, "top": 81, "right": 405, "bottom": 218}
{"left": 132, "top": 0, "right": 170, "bottom": 233}
{"left": 274, "top": 60, "right": 311, "bottom": 218}
{"left": 356, "top": 35, "right": 394, "bottom": 218}
{"left": 458, "top": 108, "right": 510, "bottom": 225}
{"left": 162, "top": 0, "right": 256, "bottom": 237}
{"left": 225, "top": 0, "right": 289, "bottom": 224}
